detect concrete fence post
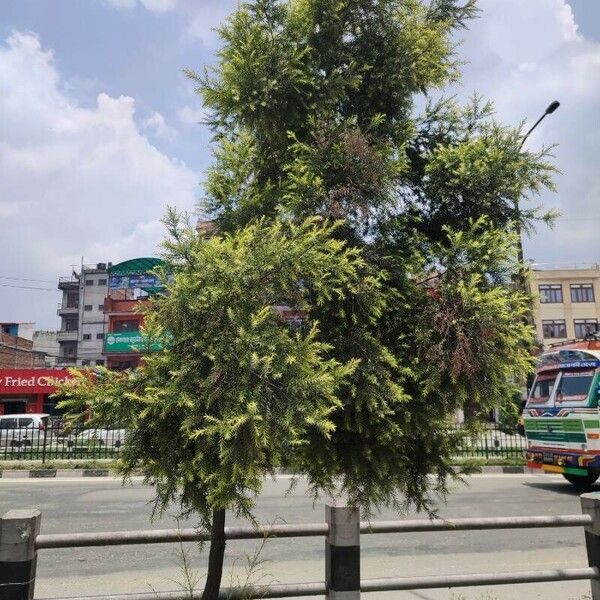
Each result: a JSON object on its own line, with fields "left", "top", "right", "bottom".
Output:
{"left": 581, "top": 493, "right": 600, "bottom": 599}
{"left": 325, "top": 504, "right": 360, "bottom": 600}
{"left": 0, "top": 509, "right": 41, "bottom": 600}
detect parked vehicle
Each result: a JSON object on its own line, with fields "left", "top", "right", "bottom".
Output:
{"left": 524, "top": 336, "right": 600, "bottom": 488}
{"left": 0, "top": 414, "right": 49, "bottom": 447}
{"left": 66, "top": 427, "right": 127, "bottom": 448}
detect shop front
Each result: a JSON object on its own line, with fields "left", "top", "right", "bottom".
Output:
{"left": 0, "top": 369, "right": 71, "bottom": 415}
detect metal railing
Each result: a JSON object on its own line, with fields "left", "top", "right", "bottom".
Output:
{"left": 57, "top": 302, "right": 79, "bottom": 313}
{"left": 4, "top": 495, "right": 600, "bottom": 600}
{"left": 0, "top": 423, "right": 524, "bottom": 462}
{"left": 454, "top": 422, "right": 526, "bottom": 459}
{"left": 0, "top": 424, "right": 125, "bottom": 462}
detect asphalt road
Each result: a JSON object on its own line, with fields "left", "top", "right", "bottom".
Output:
{"left": 0, "top": 473, "right": 596, "bottom": 600}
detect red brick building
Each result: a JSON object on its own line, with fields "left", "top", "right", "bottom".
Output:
{"left": 0, "top": 331, "right": 47, "bottom": 369}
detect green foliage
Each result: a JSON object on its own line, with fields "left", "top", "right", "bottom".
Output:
{"left": 60, "top": 0, "right": 555, "bottom": 527}
{"left": 187, "top": 0, "right": 551, "bottom": 516}
{"left": 58, "top": 217, "right": 376, "bottom": 524}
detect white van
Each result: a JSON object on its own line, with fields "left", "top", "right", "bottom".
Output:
{"left": 0, "top": 414, "right": 49, "bottom": 447}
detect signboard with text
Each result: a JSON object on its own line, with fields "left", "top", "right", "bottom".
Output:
{"left": 104, "top": 332, "right": 165, "bottom": 353}
{"left": 109, "top": 274, "right": 164, "bottom": 290}
{"left": 0, "top": 369, "right": 71, "bottom": 394}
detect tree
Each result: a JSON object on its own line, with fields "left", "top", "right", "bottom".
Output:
{"left": 60, "top": 1, "right": 556, "bottom": 597}
{"left": 189, "top": 0, "right": 554, "bottom": 508}
{"left": 57, "top": 216, "right": 376, "bottom": 599}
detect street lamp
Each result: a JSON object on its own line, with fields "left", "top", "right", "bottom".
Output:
{"left": 515, "top": 100, "right": 560, "bottom": 288}
{"left": 519, "top": 100, "right": 560, "bottom": 151}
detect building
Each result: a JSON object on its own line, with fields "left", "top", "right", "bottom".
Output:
{"left": 1, "top": 322, "right": 34, "bottom": 341}
{"left": 57, "top": 263, "right": 110, "bottom": 367}
{"left": 102, "top": 258, "right": 166, "bottom": 370}
{"left": 0, "top": 330, "right": 47, "bottom": 369}
{"left": 531, "top": 265, "right": 600, "bottom": 349}
{"left": 32, "top": 331, "right": 60, "bottom": 367}
{"left": 0, "top": 368, "right": 70, "bottom": 415}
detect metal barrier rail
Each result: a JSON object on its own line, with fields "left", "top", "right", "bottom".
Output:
{"left": 34, "top": 568, "right": 600, "bottom": 600}
{"left": 4, "top": 496, "right": 600, "bottom": 600}
{"left": 35, "top": 514, "right": 593, "bottom": 549}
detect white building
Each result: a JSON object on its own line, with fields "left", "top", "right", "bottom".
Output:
{"left": 57, "top": 263, "right": 110, "bottom": 367}
{"left": 32, "top": 331, "right": 60, "bottom": 367}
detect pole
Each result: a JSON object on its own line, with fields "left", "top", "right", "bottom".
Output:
{"left": 581, "top": 493, "right": 600, "bottom": 599}
{"left": 514, "top": 100, "right": 560, "bottom": 324}
{"left": 0, "top": 509, "right": 41, "bottom": 600}
{"left": 326, "top": 504, "right": 360, "bottom": 600}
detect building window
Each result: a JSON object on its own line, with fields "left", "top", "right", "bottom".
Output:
{"left": 82, "top": 334, "right": 91, "bottom": 340}
{"left": 114, "top": 320, "right": 140, "bottom": 333}
{"left": 86, "top": 279, "right": 94, "bottom": 286}
{"left": 571, "top": 283, "right": 595, "bottom": 303}
{"left": 81, "top": 360, "right": 91, "bottom": 366}
{"left": 84, "top": 305, "right": 92, "bottom": 311}
{"left": 98, "top": 278, "right": 107, "bottom": 286}
{"left": 63, "top": 343, "right": 77, "bottom": 357}
{"left": 65, "top": 319, "right": 78, "bottom": 332}
{"left": 98, "top": 304, "right": 104, "bottom": 311}
{"left": 574, "top": 319, "right": 598, "bottom": 338}
{"left": 542, "top": 320, "right": 567, "bottom": 339}
{"left": 96, "top": 360, "right": 105, "bottom": 366}
{"left": 67, "top": 293, "right": 79, "bottom": 308}
{"left": 539, "top": 284, "right": 563, "bottom": 303}
{"left": 96, "top": 333, "right": 104, "bottom": 340}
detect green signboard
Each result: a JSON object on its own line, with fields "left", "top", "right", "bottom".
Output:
{"left": 104, "top": 331, "right": 164, "bottom": 353}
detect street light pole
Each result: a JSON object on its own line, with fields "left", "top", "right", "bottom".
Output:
{"left": 514, "top": 100, "right": 560, "bottom": 298}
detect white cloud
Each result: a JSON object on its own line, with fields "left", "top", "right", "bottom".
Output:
{"left": 102, "top": 0, "right": 136, "bottom": 9}
{"left": 142, "top": 111, "right": 177, "bottom": 140}
{"left": 0, "top": 31, "right": 198, "bottom": 326}
{"left": 101, "top": 0, "right": 237, "bottom": 43}
{"left": 140, "top": 0, "right": 178, "bottom": 12}
{"left": 178, "top": 104, "right": 209, "bottom": 124}
{"left": 453, "top": 0, "right": 600, "bottom": 265}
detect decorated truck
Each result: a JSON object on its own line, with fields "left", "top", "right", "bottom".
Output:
{"left": 524, "top": 338, "right": 600, "bottom": 488}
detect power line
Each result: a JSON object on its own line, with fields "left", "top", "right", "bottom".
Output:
{"left": 0, "top": 283, "right": 57, "bottom": 291}
{"left": 553, "top": 217, "right": 600, "bottom": 222}
{"left": 0, "top": 275, "right": 57, "bottom": 283}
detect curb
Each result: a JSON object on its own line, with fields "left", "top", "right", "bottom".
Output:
{"left": 0, "top": 466, "right": 526, "bottom": 479}
{"left": 0, "top": 468, "right": 112, "bottom": 479}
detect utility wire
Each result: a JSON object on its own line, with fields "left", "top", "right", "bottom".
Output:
{"left": 0, "top": 283, "right": 57, "bottom": 291}
{"left": 0, "top": 275, "right": 57, "bottom": 283}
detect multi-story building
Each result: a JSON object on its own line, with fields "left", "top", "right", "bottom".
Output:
{"left": 102, "top": 258, "right": 165, "bottom": 370}
{"left": 57, "top": 263, "right": 110, "bottom": 367}
{"left": 531, "top": 265, "right": 600, "bottom": 349}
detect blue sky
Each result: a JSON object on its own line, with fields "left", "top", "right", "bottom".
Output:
{"left": 1, "top": 0, "right": 600, "bottom": 328}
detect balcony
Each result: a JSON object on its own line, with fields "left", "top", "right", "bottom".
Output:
{"left": 58, "top": 277, "right": 79, "bottom": 290}
{"left": 57, "top": 302, "right": 79, "bottom": 316}
{"left": 57, "top": 330, "right": 79, "bottom": 342}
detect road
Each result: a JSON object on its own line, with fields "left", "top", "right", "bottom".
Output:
{"left": 0, "top": 473, "right": 595, "bottom": 600}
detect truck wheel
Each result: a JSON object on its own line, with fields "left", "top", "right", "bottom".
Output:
{"left": 563, "top": 472, "right": 600, "bottom": 490}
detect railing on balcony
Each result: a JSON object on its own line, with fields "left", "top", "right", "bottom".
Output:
{"left": 58, "top": 277, "right": 80, "bottom": 289}
{"left": 56, "top": 330, "right": 79, "bottom": 341}
{"left": 57, "top": 302, "right": 79, "bottom": 315}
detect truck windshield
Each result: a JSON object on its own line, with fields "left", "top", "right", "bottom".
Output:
{"left": 527, "top": 374, "right": 557, "bottom": 405}
{"left": 555, "top": 370, "right": 595, "bottom": 404}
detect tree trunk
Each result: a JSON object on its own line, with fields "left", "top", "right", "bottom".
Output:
{"left": 202, "top": 508, "right": 226, "bottom": 600}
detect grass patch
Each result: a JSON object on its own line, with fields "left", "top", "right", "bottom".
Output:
{"left": 0, "top": 459, "right": 119, "bottom": 471}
